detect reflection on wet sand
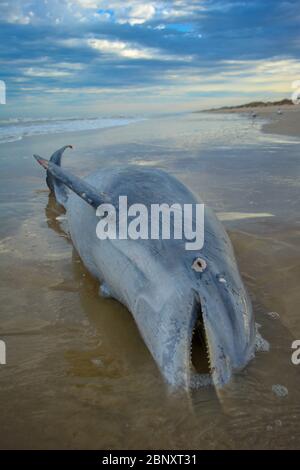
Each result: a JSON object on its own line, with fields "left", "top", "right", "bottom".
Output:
{"left": 0, "top": 113, "right": 300, "bottom": 449}
{"left": 45, "top": 195, "right": 70, "bottom": 241}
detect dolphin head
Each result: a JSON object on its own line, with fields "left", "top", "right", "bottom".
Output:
{"left": 190, "top": 256, "right": 256, "bottom": 389}
{"left": 133, "top": 237, "right": 256, "bottom": 391}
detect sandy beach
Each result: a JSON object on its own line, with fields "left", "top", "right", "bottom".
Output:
{"left": 2, "top": 0, "right": 300, "bottom": 458}
{"left": 0, "top": 111, "right": 300, "bottom": 449}
{"left": 208, "top": 103, "right": 300, "bottom": 138}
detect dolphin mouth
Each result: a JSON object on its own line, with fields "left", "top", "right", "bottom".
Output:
{"left": 189, "top": 298, "right": 213, "bottom": 387}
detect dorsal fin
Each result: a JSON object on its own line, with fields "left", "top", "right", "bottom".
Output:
{"left": 34, "top": 155, "right": 108, "bottom": 209}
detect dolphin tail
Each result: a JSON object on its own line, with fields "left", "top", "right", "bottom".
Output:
{"left": 33, "top": 154, "right": 108, "bottom": 210}
{"left": 46, "top": 145, "right": 73, "bottom": 194}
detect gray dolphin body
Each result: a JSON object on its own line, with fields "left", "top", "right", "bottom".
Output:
{"left": 34, "top": 146, "right": 256, "bottom": 390}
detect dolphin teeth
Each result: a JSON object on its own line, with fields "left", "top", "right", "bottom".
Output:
{"left": 190, "top": 318, "right": 212, "bottom": 374}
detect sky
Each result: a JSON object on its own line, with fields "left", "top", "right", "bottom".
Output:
{"left": 0, "top": 0, "right": 300, "bottom": 117}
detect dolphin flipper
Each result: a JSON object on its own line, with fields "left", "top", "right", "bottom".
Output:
{"left": 99, "top": 283, "right": 113, "bottom": 299}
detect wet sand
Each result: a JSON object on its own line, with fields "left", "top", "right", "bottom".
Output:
{"left": 208, "top": 103, "right": 300, "bottom": 138}
{"left": 0, "top": 113, "right": 300, "bottom": 449}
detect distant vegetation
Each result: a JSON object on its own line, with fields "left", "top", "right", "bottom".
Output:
{"left": 201, "top": 98, "right": 293, "bottom": 112}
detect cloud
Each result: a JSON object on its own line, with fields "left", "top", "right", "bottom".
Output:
{"left": 22, "top": 67, "right": 73, "bottom": 78}
{"left": 16, "top": 60, "right": 84, "bottom": 79}
{"left": 87, "top": 38, "right": 154, "bottom": 59}
{"left": 23, "top": 57, "right": 300, "bottom": 98}
{"left": 116, "top": 3, "right": 156, "bottom": 25}
{"left": 0, "top": 1, "right": 204, "bottom": 26}
{"left": 59, "top": 36, "right": 193, "bottom": 61}
{"left": 0, "top": 1, "right": 35, "bottom": 24}
{"left": 1, "top": 0, "right": 300, "bottom": 115}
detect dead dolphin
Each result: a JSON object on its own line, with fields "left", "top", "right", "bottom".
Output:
{"left": 34, "top": 146, "right": 256, "bottom": 389}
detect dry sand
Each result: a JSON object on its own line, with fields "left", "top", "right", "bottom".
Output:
{"left": 208, "top": 104, "right": 300, "bottom": 138}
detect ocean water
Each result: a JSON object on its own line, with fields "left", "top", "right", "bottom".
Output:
{"left": 0, "top": 112, "right": 300, "bottom": 449}
{"left": 0, "top": 116, "right": 143, "bottom": 144}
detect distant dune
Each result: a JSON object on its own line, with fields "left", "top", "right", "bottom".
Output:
{"left": 200, "top": 98, "right": 293, "bottom": 112}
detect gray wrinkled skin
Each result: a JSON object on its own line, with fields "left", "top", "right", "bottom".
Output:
{"left": 36, "top": 150, "right": 256, "bottom": 390}
{"left": 69, "top": 167, "right": 256, "bottom": 389}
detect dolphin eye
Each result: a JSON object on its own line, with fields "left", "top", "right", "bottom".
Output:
{"left": 192, "top": 257, "right": 207, "bottom": 273}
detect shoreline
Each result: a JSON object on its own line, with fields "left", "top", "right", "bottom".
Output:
{"left": 201, "top": 104, "right": 300, "bottom": 139}
{"left": 2, "top": 106, "right": 299, "bottom": 147}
